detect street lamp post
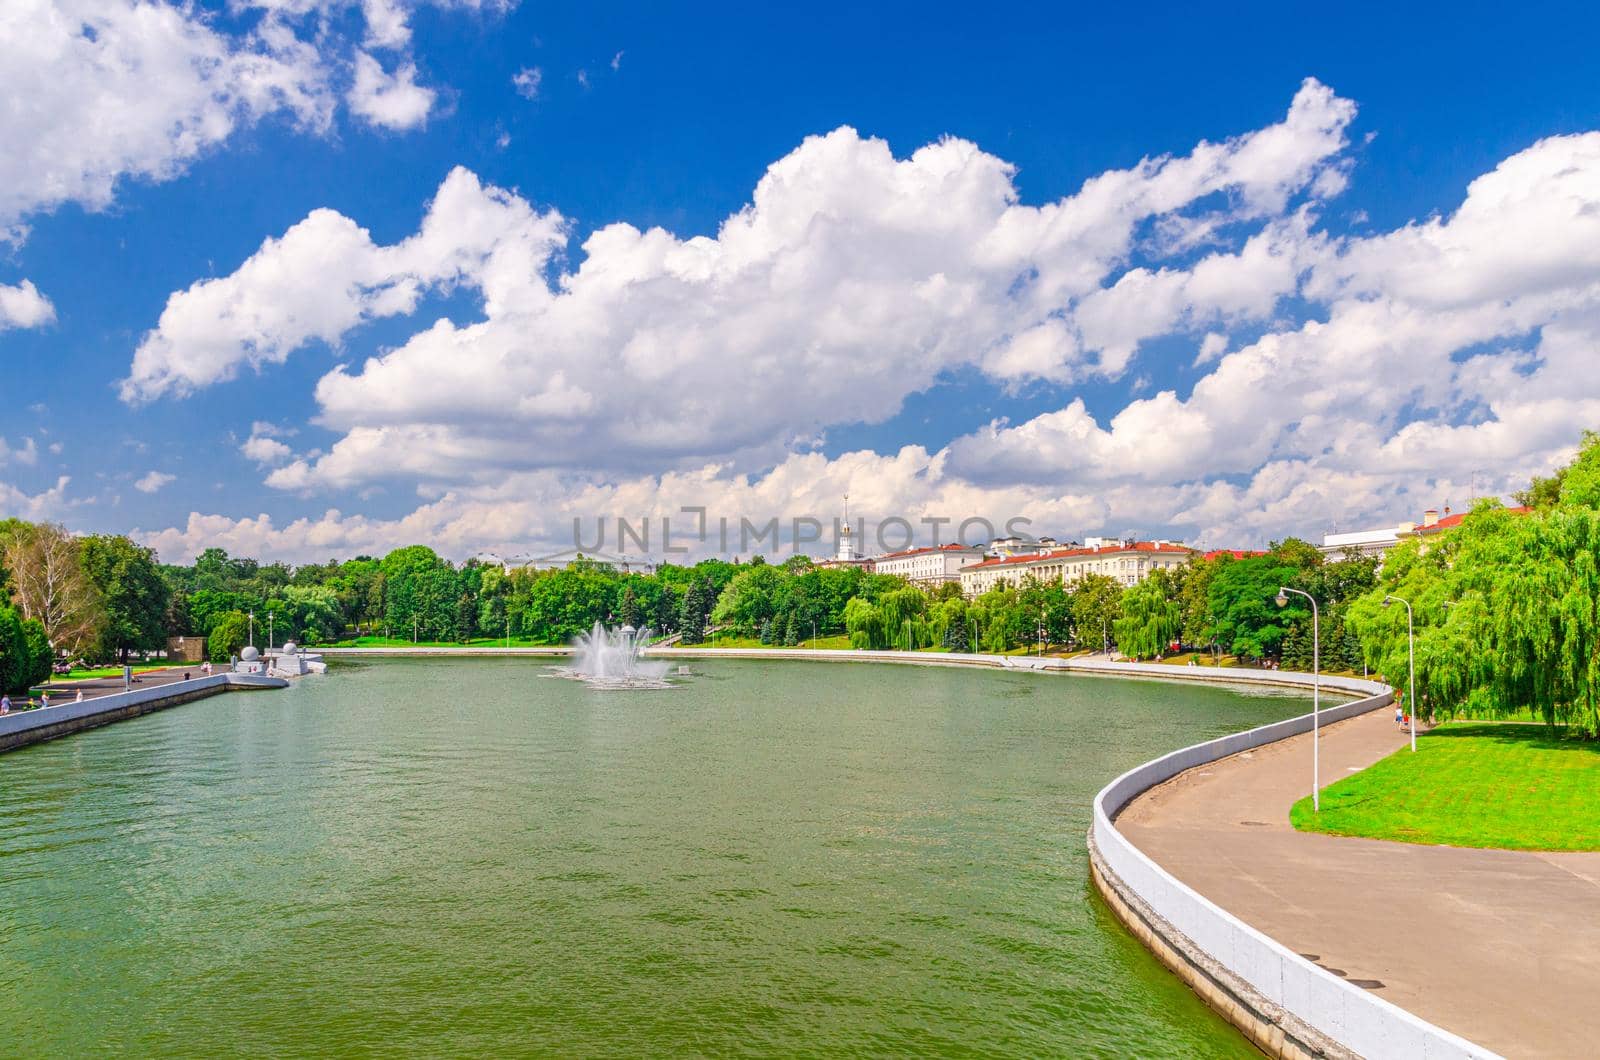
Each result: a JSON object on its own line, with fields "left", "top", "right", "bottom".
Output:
{"left": 1101, "top": 614, "right": 1108, "bottom": 657}
{"left": 1383, "top": 594, "right": 1417, "bottom": 753}
{"left": 248, "top": 611, "right": 255, "bottom": 648}
{"left": 1276, "top": 586, "right": 1322, "bottom": 812}
{"left": 413, "top": 616, "right": 418, "bottom": 644}
{"left": 267, "top": 611, "right": 274, "bottom": 651}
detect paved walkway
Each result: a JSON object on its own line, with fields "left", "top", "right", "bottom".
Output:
{"left": 1118, "top": 709, "right": 1600, "bottom": 1058}
{"left": 32, "top": 667, "right": 202, "bottom": 703}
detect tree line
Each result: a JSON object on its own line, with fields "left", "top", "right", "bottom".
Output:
{"left": 9, "top": 428, "right": 1597, "bottom": 733}
{"left": 0, "top": 513, "right": 1377, "bottom": 691}
{"left": 1350, "top": 431, "right": 1600, "bottom": 736}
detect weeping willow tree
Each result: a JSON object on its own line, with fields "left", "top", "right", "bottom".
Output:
{"left": 843, "top": 587, "right": 936, "bottom": 650}
{"left": 1350, "top": 436, "right": 1600, "bottom": 735}
{"left": 1114, "top": 573, "right": 1181, "bottom": 660}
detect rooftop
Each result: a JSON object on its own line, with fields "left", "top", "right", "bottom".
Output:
{"left": 960, "top": 540, "right": 1194, "bottom": 572}
{"left": 874, "top": 542, "right": 988, "bottom": 561}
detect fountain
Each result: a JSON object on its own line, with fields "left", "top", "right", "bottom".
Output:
{"left": 553, "top": 623, "right": 674, "bottom": 688}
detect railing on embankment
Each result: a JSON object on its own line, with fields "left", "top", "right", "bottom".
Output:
{"left": 1086, "top": 664, "right": 1498, "bottom": 1059}
{"left": 0, "top": 673, "right": 286, "bottom": 754}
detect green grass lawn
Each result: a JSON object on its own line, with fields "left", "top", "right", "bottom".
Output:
{"left": 694, "top": 634, "right": 854, "bottom": 650}
{"left": 328, "top": 635, "right": 561, "bottom": 648}
{"left": 1155, "top": 652, "right": 1241, "bottom": 667}
{"left": 47, "top": 663, "right": 192, "bottom": 681}
{"left": 1291, "top": 722, "right": 1600, "bottom": 851}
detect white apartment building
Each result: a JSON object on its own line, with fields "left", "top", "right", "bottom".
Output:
{"left": 871, "top": 543, "right": 988, "bottom": 586}
{"left": 959, "top": 540, "right": 1195, "bottom": 597}
{"left": 1319, "top": 504, "right": 1532, "bottom": 561}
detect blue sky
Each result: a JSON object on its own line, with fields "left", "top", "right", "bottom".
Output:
{"left": 4, "top": 0, "right": 1600, "bottom": 561}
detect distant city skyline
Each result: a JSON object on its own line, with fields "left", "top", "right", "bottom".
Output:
{"left": 4, "top": 1, "right": 1599, "bottom": 563}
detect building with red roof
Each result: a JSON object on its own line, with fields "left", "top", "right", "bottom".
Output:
{"left": 870, "top": 542, "right": 988, "bottom": 586}
{"left": 1319, "top": 502, "right": 1532, "bottom": 560}
{"left": 958, "top": 539, "right": 1195, "bottom": 597}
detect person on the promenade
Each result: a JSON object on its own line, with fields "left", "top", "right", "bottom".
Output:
{"left": 75, "top": 689, "right": 84, "bottom": 703}
{"left": 40, "top": 692, "right": 50, "bottom": 710}
{"left": 0, "top": 694, "right": 9, "bottom": 714}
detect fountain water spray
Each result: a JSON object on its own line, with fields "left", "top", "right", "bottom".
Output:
{"left": 554, "top": 622, "right": 674, "bottom": 688}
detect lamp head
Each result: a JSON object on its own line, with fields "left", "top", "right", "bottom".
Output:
{"left": 1275, "top": 590, "right": 1289, "bottom": 608}
{"left": 1382, "top": 596, "right": 1394, "bottom": 608}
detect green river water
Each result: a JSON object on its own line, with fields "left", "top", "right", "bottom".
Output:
{"left": 0, "top": 658, "right": 1306, "bottom": 1056}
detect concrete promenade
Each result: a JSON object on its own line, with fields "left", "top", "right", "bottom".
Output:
{"left": 0, "top": 671, "right": 286, "bottom": 753}
{"left": 35, "top": 665, "right": 212, "bottom": 702}
{"left": 1118, "top": 708, "right": 1600, "bottom": 1058}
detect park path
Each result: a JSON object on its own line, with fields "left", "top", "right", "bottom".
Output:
{"left": 1117, "top": 708, "right": 1600, "bottom": 1059}
{"left": 22, "top": 667, "right": 203, "bottom": 704}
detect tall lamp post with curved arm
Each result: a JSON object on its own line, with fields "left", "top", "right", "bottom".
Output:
{"left": 1276, "top": 586, "right": 1321, "bottom": 811}
{"left": 1383, "top": 594, "right": 1417, "bottom": 753}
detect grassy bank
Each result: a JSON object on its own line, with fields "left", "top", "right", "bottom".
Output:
{"left": 330, "top": 635, "right": 561, "bottom": 649}
{"left": 1291, "top": 722, "right": 1600, "bottom": 851}
{"left": 47, "top": 663, "right": 192, "bottom": 682}
{"left": 687, "top": 634, "right": 853, "bottom": 650}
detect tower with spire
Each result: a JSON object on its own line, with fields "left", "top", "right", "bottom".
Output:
{"left": 836, "top": 494, "right": 861, "bottom": 562}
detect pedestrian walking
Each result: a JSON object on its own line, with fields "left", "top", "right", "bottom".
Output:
{"left": 0, "top": 694, "right": 9, "bottom": 714}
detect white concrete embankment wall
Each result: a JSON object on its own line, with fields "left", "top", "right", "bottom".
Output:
{"left": 1086, "top": 665, "right": 1497, "bottom": 1059}
{"left": 0, "top": 672, "right": 287, "bottom": 753}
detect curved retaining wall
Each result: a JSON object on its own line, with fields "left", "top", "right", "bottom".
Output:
{"left": 1087, "top": 665, "right": 1498, "bottom": 1059}
{"left": 0, "top": 672, "right": 287, "bottom": 753}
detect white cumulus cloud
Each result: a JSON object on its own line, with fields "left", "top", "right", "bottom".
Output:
{"left": 129, "top": 82, "right": 1600, "bottom": 560}
{"left": 134, "top": 470, "right": 176, "bottom": 494}
{"left": 123, "top": 167, "right": 566, "bottom": 400}
{"left": 0, "top": 0, "right": 332, "bottom": 242}
{"left": 0, "top": 280, "right": 55, "bottom": 330}
{"left": 347, "top": 51, "right": 436, "bottom": 130}
{"left": 130, "top": 79, "right": 1357, "bottom": 493}
{"left": 241, "top": 422, "right": 295, "bottom": 466}
{"left": 0, "top": 476, "right": 72, "bottom": 522}
{"left": 0, "top": 437, "right": 40, "bottom": 468}
{"left": 512, "top": 66, "right": 542, "bottom": 100}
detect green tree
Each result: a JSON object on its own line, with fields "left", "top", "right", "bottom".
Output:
{"left": 20, "top": 617, "right": 52, "bottom": 688}
{"left": 80, "top": 535, "right": 170, "bottom": 661}
{"left": 2, "top": 521, "right": 104, "bottom": 656}
{"left": 1268, "top": 537, "right": 1324, "bottom": 572}
{"left": 711, "top": 564, "right": 787, "bottom": 634}
{"left": 679, "top": 578, "right": 711, "bottom": 644}
{"left": 279, "top": 585, "right": 342, "bottom": 644}
{"left": 207, "top": 610, "right": 250, "bottom": 663}
{"left": 843, "top": 596, "right": 882, "bottom": 649}
{"left": 454, "top": 593, "right": 478, "bottom": 643}
{"left": 1280, "top": 619, "right": 1314, "bottom": 671}
{"left": 941, "top": 614, "right": 969, "bottom": 652}
{"left": 619, "top": 584, "right": 642, "bottom": 628}
{"left": 1347, "top": 482, "right": 1594, "bottom": 730}
{"left": 1114, "top": 573, "right": 1181, "bottom": 660}
{"left": 1179, "top": 554, "right": 1225, "bottom": 649}
{"left": 1206, "top": 557, "right": 1304, "bottom": 660}
{"left": 1069, "top": 574, "right": 1123, "bottom": 653}
{"left": 1556, "top": 429, "right": 1600, "bottom": 509}
{"left": 0, "top": 606, "right": 33, "bottom": 693}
